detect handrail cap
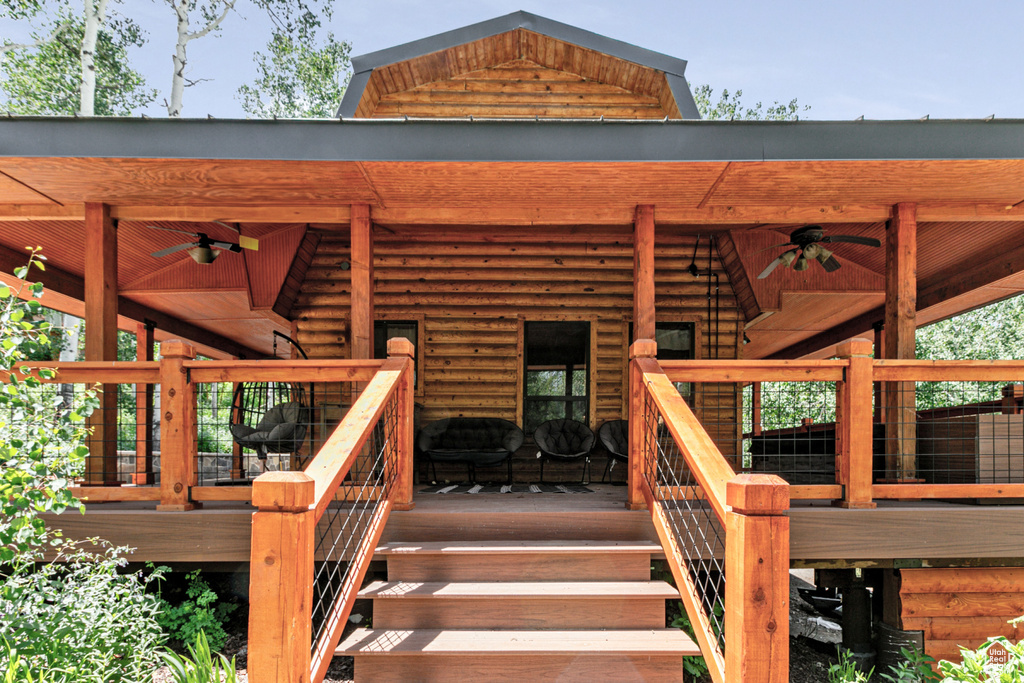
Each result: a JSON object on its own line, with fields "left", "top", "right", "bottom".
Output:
{"left": 727, "top": 474, "right": 790, "bottom": 515}
{"left": 253, "top": 471, "right": 315, "bottom": 511}
{"left": 836, "top": 338, "right": 873, "bottom": 359}
{"left": 387, "top": 337, "right": 415, "bottom": 358}
{"left": 159, "top": 340, "right": 197, "bottom": 360}
{"left": 629, "top": 339, "right": 657, "bottom": 359}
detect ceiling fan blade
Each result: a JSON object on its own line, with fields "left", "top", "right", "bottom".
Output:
{"left": 212, "top": 220, "right": 259, "bottom": 250}
{"left": 147, "top": 225, "right": 198, "bottom": 237}
{"left": 819, "top": 254, "right": 842, "bottom": 272}
{"left": 151, "top": 242, "right": 197, "bottom": 258}
{"left": 757, "top": 255, "right": 785, "bottom": 279}
{"left": 822, "top": 235, "right": 881, "bottom": 247}
{"left": 755, "top": 241, "right": 795, "bottom": 254}
{"left": 209, "top": 240, "right": 242, "bottom": 253}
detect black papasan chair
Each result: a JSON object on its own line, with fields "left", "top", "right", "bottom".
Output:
{"left": 597, "top": 419, "right": 628, "bottom": 483}
{"left": 533, "top": 418, "right": 596, "bottom": 484}
{"left": 230, "top": 401, "right": 308, "bottom": 464}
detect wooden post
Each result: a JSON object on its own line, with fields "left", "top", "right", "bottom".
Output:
{"left": 231, "top": 381, "right": 244, "bottom": 479}
{"left": 350, "top": 204, "right": 373, "bottom": 361}
{"left": 157, "top": 340, "right": 198, "bottom": 511}
{"left": 884, "top": 203, "right": 917, "bottom": 481}
{"left": 249, "top": 472, "right": 315, "bottom": 683}
{"left": 387, "top": 337, "right": 416, "bottom": 511}
{"left": 627, "top": 339, "right": 657, "bottom": 510}
{"left": 133, "top": 321, "right": 155, "bottom": 485}
{"left": 633, "top": 205, "right": 656, "bottom": 342}
{"left": 83, "top": 202, "right": 119, "bottom": 485}
{"left": 835, "top": 338, "right": 876, "bottom": 509}
{"left": 872, "top": 322, "right": 884, "bottom": 423}
{"left": 725, "top": 474, "right": 790, "bottom": 683}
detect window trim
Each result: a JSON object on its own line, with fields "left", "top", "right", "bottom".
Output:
{"left": 520, "top": 318, "right": 593, "bottom": 435}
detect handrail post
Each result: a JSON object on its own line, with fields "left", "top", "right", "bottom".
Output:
{"left": 387, "top": 337, "right": 416, "bottom": 511}
{"left": 725, "top": 474, "right": 790, "bottom": 683}
{"left": 627, "top": 339, "right": 657, "bottom": 510}
{"left": 835, "top": 338, "right": 876, "bottom": 509}
{"left": 157, "top": 340, "right": 198, "bottom": 511}
{"left": 249, "top": 472, "right": 315, "bottom": 683}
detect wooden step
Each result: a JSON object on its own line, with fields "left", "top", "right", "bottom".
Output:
{"left": 379, "top": 540, "right": 659, "bottom": 581}
{"left": 361, "top": 580, "right": 679, "bottom": 629}
{"left": 339, "top": 628, "right": 699, "bottom": 682}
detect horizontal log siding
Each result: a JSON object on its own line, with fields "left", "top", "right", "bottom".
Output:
{"left": 292, "top": 230, "right": 741, "bottom": 430}
{"left": 900, "top": 567, "right": 1024, "bottom": 664}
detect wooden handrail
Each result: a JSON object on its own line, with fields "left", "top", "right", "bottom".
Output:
{"left": 874, "top": 359, "right": 1024, "bottom": 382}
{"left": 637, "top": 357, "right": 735, "bottom": 523}
{"left": 14, "top": 360, "right": 160, "bottom": 384}
{"left": 304, "top": 356, "right": 409, "bottom": 521}
{"left": 187, "top": 358, "right": 383, "bottom": 384}
{"left": 660, "top": 359, "right": 846, "bottom": 383}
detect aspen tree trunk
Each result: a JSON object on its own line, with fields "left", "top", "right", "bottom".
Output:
{"left": 79, "top": 0, "right": 109, "bottom": 116}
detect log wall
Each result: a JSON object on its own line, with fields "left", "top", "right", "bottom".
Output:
{"left": 899, "top": 567, "right": 1024, "bottom": 664}
{"left": 292, "top": 227, "right": 742, "bottom": 434}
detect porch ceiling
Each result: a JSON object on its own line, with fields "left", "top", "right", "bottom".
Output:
{"left": 2, "top": 117, "right": 1024, "bottom": 359}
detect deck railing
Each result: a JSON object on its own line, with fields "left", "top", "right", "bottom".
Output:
{"left": 247, "top": 338, "right": 414, "bottom": 683}
{"left": 629, "top": 340, "right": 790, "bottom": 683}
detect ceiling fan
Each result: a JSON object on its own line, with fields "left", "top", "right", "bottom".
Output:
{"left": 757, "top": 225, "right": 881, "bottom": 279}
{"left": 148, "top": 221, "right": 259, "bottom": 264}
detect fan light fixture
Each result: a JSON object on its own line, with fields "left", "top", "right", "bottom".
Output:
{"left": 757, "top": 225, "right": 881, "bottom": 279}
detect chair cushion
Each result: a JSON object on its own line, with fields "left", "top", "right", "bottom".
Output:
{"left": 417, "top": 418, "right": 524, "bottom": 466}
{"left": 598, "top": 419, "right": 629, "bottom": 460}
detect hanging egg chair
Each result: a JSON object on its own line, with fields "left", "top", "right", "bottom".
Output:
{"left": 229, "top": 332, "right": 314, "bottom": 473}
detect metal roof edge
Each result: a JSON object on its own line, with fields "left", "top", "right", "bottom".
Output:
{"left": 2, "top": 118, "right": 1024, "bottom": 163}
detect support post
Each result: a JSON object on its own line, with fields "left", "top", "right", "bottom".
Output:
{"left": 157, "top": 340, "right": 198, "bottom": 511}
{"left": 350, "top": 204, "right": 373, "bottom": 361}
{"left": 388, "top": 337, "right": 416, "bottom": 511}
{"left": 627, "top": 339, "right": 657, "bottom": 510}
{"left": 872, "top": 322, "right": 884, "bottom": 423}
{"left": 633, "top": 205, "right": 655, "bottom": 342}
{"left": 249, "top": 472, "right": 315, "bottom": 683}
{"left": 835, "top": 338, "right": 876, "bottom": 508}
{"left": 883, "top": 203, "right": 917, "bottom": 481}
{"left": 725, "top": 474, "right": 790, "bottom": 683}
{"left": 83, "top": 202, "right": 119, "bottom": 485}
{"left": 133, "top": 321, "right": 155, "bottom": 485}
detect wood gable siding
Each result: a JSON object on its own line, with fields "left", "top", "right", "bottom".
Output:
{"left": 291, "top": 228, "right": 741, "bottom": 430}
{"left": 355, "top": 29, "right": 682, "bottom": 119}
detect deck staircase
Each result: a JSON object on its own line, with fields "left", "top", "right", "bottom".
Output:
{"left": 337, "top": 530, "right": 699, "bottom": 681}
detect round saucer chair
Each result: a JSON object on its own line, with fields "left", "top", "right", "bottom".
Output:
{"left": 230, "top": 383, "right": 310, "bottom": 471}
{"left": 533, "top": 418, "right": 595, "bottom": 484}
{"left": 597, "top": 419, "right": 629, "bottom": 483}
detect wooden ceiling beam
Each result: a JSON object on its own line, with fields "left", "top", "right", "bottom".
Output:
{"left": 2, "top": 202, "right": 1024, "bottom": 226}
{"left": 0, "top": 243, "right": 263, "bottom": 359}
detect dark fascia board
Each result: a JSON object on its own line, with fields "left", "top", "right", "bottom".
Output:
{"left": 3, "top": 118, "right": 1024, "bottom": 163}
{"left": 337, "top": 10, "right": 695, "bottom": 118}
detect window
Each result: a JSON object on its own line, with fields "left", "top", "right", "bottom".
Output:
{"left": 630, "top": 321, "right": 697, "bottom": 401}
{"left": 523, "top": 321, "right": 590, "bottom": 435}
{"left": 374, "top": 320, "right": 419, "bottom": 385}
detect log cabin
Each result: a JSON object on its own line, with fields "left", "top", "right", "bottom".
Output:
{"left": 3, "top": 11, "right": 1024, "bottom": 682}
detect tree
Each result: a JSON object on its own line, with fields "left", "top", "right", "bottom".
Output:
{"left": 692, "top": 84, "right": 808, "bottom": 121}
{"left": 165, "top": 0, "right": 334, "bottom": 117}
{"left": 0, "top": 0, "right": 72, "bottom": 58}
{"left": 0, "top": 5, "right": 155, "bottom": 115}
{"left": 237, "top": 22, "right": 351, "bottom": 118}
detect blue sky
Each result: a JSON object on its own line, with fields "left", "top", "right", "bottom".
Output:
{"left": 5, "top": 0, "right": 1024, "bottom": 120}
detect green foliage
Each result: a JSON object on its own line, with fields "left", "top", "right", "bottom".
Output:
{"left": 0, "top": 540, "right": 167, "bottom": 681}
{"left": 881, "top": 647, "right": 941, "bottom": 682}
{"left": 668, "top": 601, "right": 710, "bottom": 678}
{"left": 157, "top": 570, "right": 237, "bottom": 653}
{"left": 0, "top": 10, "right": 156, "bottom": 115}
{"left": 160, "top": 630, "right": 237, "bottom": 683}
{"left": 0, "top": 249, "right": 97, "bottom": 561}
{"left": 237, "top": 22, "right": 351, "bottom": 118}
{"left": 917, "top": 295, "right": 1024, "bottom": 361}
{"left": 692, "top": 83, "right": 809, "bottom": 121}
{"left": 935, "top": 636, "right": 1024, "bottom": 681}
{"left": 828, "top": 648, "right": 873, "bottom": 682}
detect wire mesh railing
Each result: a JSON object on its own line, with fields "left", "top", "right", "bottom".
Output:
{"left": 641, "top": 389, "right": 726, "bottom": 654}
{"left": 310, "top": 389, "right": 399, "bottom": 673}
{"left": 688, "top": 380, "right": 839, "bottom": 486}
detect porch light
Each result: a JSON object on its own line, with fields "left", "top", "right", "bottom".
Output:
{"left": 188, "top": 246, "right": 219, "bottom": 264}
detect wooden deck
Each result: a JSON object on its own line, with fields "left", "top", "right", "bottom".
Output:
{"left": 41, "top": 485, "right": 1024, "bottom": 566}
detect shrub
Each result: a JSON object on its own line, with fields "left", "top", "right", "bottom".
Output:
{"left": 0, "top": 540, "right": 167, "bottom": 681}
{"left": 157, "top": 570, "right": 238, "bottom": 653}
{"left": 936, "top": 636, "right": 1024, "bottom": 681}
{"left": 829, "top": 649, "right": 873, "bottom": 683}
